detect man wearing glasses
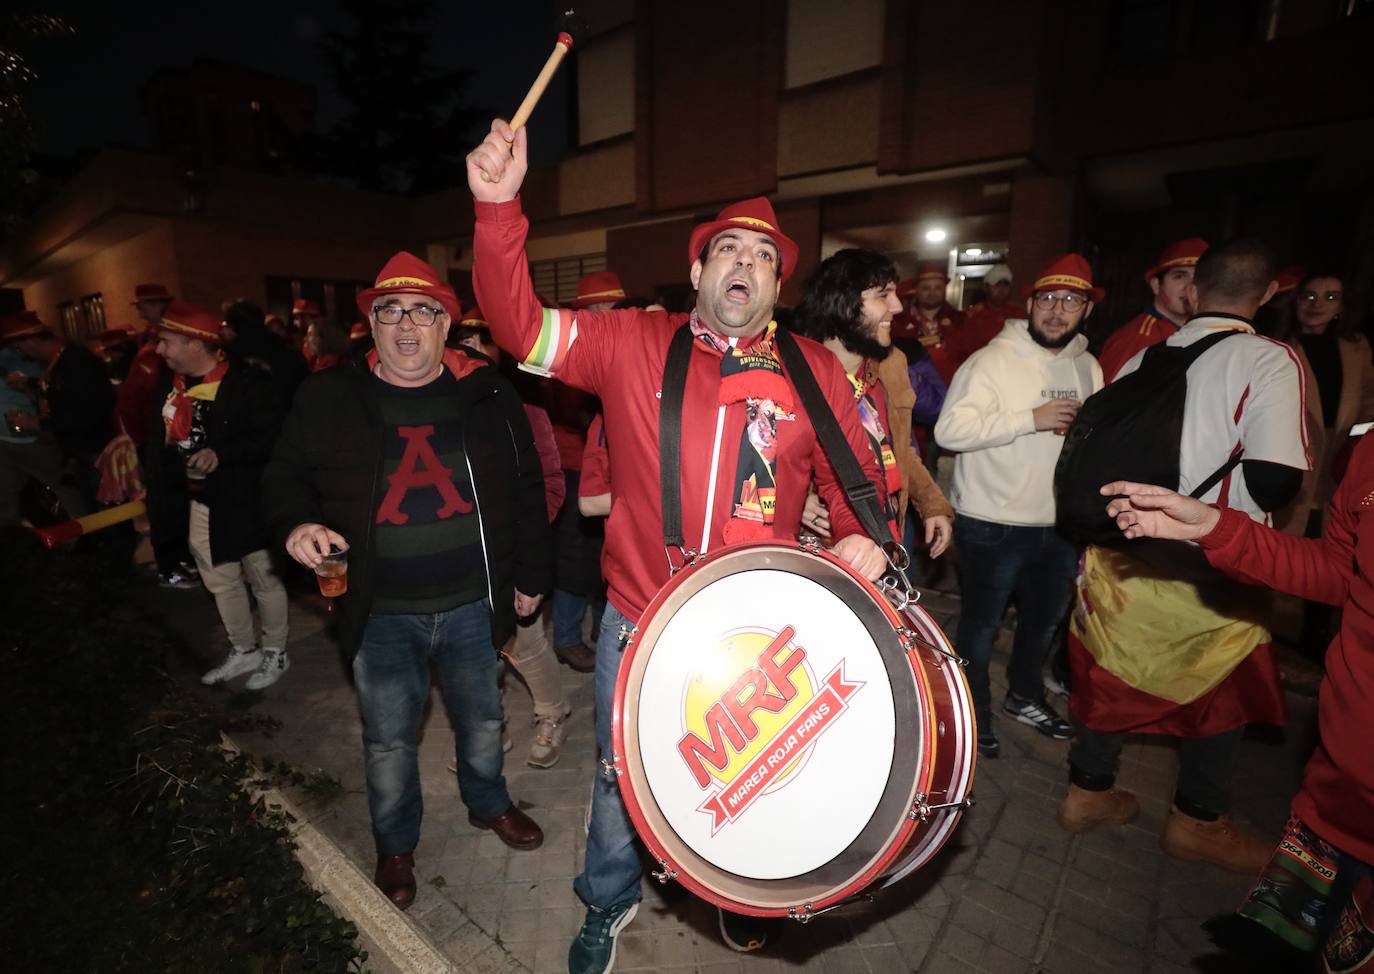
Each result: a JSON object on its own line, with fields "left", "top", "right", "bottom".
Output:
{"left": 934, "top": 254, "right": 1104, "bottom": 758}
{"left": 262, "top": 252, "right": 553, "bottom": 911}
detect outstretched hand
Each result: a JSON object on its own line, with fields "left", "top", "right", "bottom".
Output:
{"left": 1101, "top": 481, "right": 1221, "bottom": 542}
{"left": 466, "top": 119, "right": 527, "bottom": 203}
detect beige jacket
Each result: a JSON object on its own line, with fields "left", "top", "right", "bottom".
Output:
{"left": 1275, "top": 333, "right": 1374, "bottom": 534}
{"left": 873, "top": 346, "right": 955, "bottom": 530}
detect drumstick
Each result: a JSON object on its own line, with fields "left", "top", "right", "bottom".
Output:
{"left": 481, "top": 10, "right": 586, "bottom": 182}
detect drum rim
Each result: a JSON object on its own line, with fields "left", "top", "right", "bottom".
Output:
{"left": 611, "top": 540, "right": 937, "bottom": 916}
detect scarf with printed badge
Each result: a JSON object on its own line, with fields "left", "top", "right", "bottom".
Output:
{"left": 162, "top": 359, "right": 228, "bottom": 445}
{"left": 689, "top": 313, "right": 794, "bottom": 543}
{"left": 848, "top": 367, "right": 904, "bottom": 531}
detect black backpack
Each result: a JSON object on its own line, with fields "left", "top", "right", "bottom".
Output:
{"left": 1053, "top": 330, "right": 1242, "bottom": 547}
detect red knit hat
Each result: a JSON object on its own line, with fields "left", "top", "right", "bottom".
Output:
{"left": 569, "top": 272, "right": 625, "bottom": 309}
{"left": 156, "top": 301, "right": 225, "bottom": 345}
{"left": 131, "top": 283, "right": 174, "bottom": 305}
{"left": 0, "top": 310, "right": 50, "bottom": 343}
{"left": 356, "top": 252, "right": 461, "bottom": 320}
{"left": 1143, "top": 238, "right": 1208, "bottom": 285}
{"left": 687, "top": 197, "right": 800, "bottom": 285}
{"left": 1024, "top": 253, "right": 1104, "bottom": 303}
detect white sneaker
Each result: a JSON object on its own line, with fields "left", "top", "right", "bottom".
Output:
{"left": 245, "top": 648, "right": 290, "bottom": 690}
{"left": 201, "top": 648, "right": 262, "bottom": 685}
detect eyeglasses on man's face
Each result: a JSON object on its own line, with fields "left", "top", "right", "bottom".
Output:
{"left": 373, "top": 303, "right": 445, "bottom": 327}
{"left": 1032, "top": 291, "right": 1090, "bottom": 310}
{"left": 1298, "top": 291, "right": 1341, "bottom": 304}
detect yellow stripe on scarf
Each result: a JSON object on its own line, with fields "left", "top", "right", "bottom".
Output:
{"left": 187, "top": 380, "right": 221, "bottom": 401}
{"left": 1071, "top": 546, "right": 1269, "bottom": 705}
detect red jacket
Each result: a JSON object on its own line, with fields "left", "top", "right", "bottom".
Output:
{"left": 525, "top": 403, "right": 565, "bottom": 522}
{"left": 580, "top": 414, "right": 610, "bottom": 499}
{"left": 114, "top": 341, "right": 164, "bottom": 447}
{"left": 473, "top": 197, "right": 882, "bottom": 621}
{"left": 1097, "top": 310, "right": 1178, "bottom": 383}
{"left": 1199, "top": 436, "right": 1374, "bottom": 864}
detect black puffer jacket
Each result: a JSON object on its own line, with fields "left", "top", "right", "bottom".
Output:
{"left": 260, "top": 351, "right": 553, "bottom": 659}
{"left": 143, "top": 362, "right": 282, "bottom": 563}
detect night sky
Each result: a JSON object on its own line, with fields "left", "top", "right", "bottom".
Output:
{"left": 27, "top": 0, "right": 572, "bottom": 166}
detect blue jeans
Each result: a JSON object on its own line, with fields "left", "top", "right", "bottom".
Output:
{"left": 353, "top": 599, "right": 512, "bottom": 856}
{"left": 573, "top": 602, "right": 642, "bottom": 911}
{"left": 552, "top": 588, "right": 589, "bottom": 648}
{"left": 953, "top": 515, "right": 1079, "bottom": 726}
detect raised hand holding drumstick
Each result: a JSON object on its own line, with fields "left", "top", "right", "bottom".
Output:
{"left": 467, "top": 119, "right": 528, "bottom": 203}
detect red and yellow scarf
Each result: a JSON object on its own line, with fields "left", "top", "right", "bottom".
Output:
{"left": 848, "top": 367, "right": 904, "bottom": 527}
{"left": 689, "top": 314, "right": 794, "bottom": 544}
{"left": 163, "top": 360, "right": 228, "bottom": 445}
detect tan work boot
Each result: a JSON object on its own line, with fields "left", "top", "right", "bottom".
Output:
{"left": 1056, "top": 783, "right": 1141, "bottom": 834}
{"left": 1160, "top": 807, "right": 1272, "bottom": 874}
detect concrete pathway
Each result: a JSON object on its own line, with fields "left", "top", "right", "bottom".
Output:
{"left": 146, "top": 571, "right": 1313, "bottom": 974}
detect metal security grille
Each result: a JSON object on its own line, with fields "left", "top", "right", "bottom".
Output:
{"left": 530, "top": 253, "right": 608, "bottom": 306}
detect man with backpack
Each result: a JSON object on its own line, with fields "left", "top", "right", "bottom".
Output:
{"left": 934, "top": 254, "right": 1104, "bottom": 758}
{"left": 1058, "top": 238, "right": 1309, "bottom": 875}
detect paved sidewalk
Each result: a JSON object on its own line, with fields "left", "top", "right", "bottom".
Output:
{"left": 148, "top": 574, "right": 1314, "bottom": 974}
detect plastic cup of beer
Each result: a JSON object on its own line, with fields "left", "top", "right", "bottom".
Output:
{"left": 315, "top": 542, "right": 349, "bottom": 598}
{"left": 185, "top": 462, "right": 208, "bottom": 494}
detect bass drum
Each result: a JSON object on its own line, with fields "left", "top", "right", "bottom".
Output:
{"left": 611, "top": 540, "right": 975, "bottom": 919}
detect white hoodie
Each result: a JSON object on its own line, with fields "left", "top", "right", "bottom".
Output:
{"left": 934, "top": 318, "right": 1102, "bottom": 527}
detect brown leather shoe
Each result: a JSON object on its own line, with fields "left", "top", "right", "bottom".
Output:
{"left": 469, "top": 804, "right": 544, "bottom": 850}
{"left": 555, "top": 642, "right": 596, "bottom": 673}
{"left": 1160, "top": 808, "right": 1272, "bottom": 875}
{"left": 1057, "top": 783, "right": 1141, "bottom": 834}
{"left": 374, "top": 853, "right": 416, "bottom": 910}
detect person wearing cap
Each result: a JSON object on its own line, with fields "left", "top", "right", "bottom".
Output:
{"left": 290, "top": 298, "right": 322, "bottom": 354}
{"left": 117, "top": 284, "right": 200, "bottom": 587}
{"left": 891, "top": 261, "right": 966, "bottom": 380}
{"left": 2, "top": 310, "right": 116, "bottom": 517}
{"left": 451, "top": 309, "right": 578, "bottom": 769}
{"left": 1096, "top": 238, "right": 1208, "bottom": 383}
{"left": 1062, "top": 239, "right": 1308, "bottom": 874}
{"left": 468, "top": 118, "right": 888, "bottom": 970}
{"left": 1, "top": 312, "right": 83, "bottom": 525}
{"left": 792, "top": 247, "right": 955, "bottom": 558}
{"left": 147, "top": 301, "right": 290, "bottom": 687}
{"left": 946, "top": 264, "right": 1016, "bottom": 368}
{"left": 934, "top": 254, "right": 1104, "bottom": 758}
{"left": 540, "top": 272, "right": 625, "bottom": 673}
{"left": 262, "top": 252, "right": 553, "bottom": 911}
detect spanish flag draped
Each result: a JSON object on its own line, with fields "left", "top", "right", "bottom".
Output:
{"left": 1069, "top": 545, "right": 1288, "bottom": 736}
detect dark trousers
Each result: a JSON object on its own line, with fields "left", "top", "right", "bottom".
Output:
{"left": 952, "top": 515, "right": 1079, "bottom": 725}
{"left": 146, "top": 480, "right": 191, "bottom": 574}
{"left": 1069, "top": 725, "right": 1244, "bottom": 819}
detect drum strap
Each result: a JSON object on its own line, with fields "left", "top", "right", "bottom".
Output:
{"left": 658, "top": 323, "right": 696, "bottom": 549}
{"left": 773, "top": 328, "right": 894, "bottom": 549}
{"left": 657, "top": 322, "right": 892, "bottom": 552}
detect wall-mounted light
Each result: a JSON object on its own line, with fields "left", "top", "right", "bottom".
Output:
{"left": 925, "top": 228, "right": 948, "bottom": 243}
{"left": 964, "top": 247, "right": 982, "bottom": 257}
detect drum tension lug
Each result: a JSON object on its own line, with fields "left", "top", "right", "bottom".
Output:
{"left": 650, "top": 859, "right": 678, "bottom": 884}
{"left": 910, "top": 792, "right": 976, "bottom": 821}
{"left": 599, "top": 755, "right": 624, "bottom": 778}
{"left": 787, "top": 898, "right": 864, "bottom": 924}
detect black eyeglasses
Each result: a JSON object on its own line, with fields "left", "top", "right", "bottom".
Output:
{"left": 373, "top": 304, "right": 444, "bottom": 327}
{"left": 1298, "top": 291, "right": 1341, "bottom": 304}
{"left": 1032, "top": 291, "right": 1090, "bottom": 310}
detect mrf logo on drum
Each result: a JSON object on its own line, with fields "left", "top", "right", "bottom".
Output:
{"left": 675, "top": 625, "right": 864, "bottom": 834}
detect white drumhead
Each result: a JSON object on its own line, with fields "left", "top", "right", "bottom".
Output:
{"left": 637, "top": 568, "right": 896, "bottom": 880}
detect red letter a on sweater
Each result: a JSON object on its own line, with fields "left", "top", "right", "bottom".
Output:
{"left": 376, "top": 425, "right": 472, "bottom": 525}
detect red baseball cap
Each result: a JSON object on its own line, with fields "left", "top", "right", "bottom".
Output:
{"left": 292, "top": 298, "right": 322, "bottom": 317}
{"left": 569, "top": 272, "right": 626, "bottom": 310}
{"left": 1274, "top": 264, "right": 1307, "bottom": 295}
{"left": 687, "top": 197, "right": 800, "bottom": 285}
{"left": 1024, "top": 254, "right": 1104, "bottom": 303}
{"left": 1143, "top": 238, "right": 1208, "bottom": 285}
{"left": 0, "top": 310, "right": 50, "bottom": 343}
{"left": 131, "top": 283, "right": 174, "bottom": 305}
{"left": 156, "top": 301, "right": 225, "bottom": 345}
{"left": 356, "top": 252, "right": 462, "bottom": 321}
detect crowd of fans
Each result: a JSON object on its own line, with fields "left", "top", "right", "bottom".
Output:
{"left": 1, "top": 196, "right": 1368, "bottom": 971}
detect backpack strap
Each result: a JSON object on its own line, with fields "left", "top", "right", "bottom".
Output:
{"left": 774, "top": 328, "right": 893, "bottom": 548}
{"left": 1188, "top": 450, "right": 1243, "bottom": 499}
{"left": 1166, "top": 329, "right": 1246, "bottom": 500}
{"left": 658, "top": 323, "right": 695, "bottom": 549}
